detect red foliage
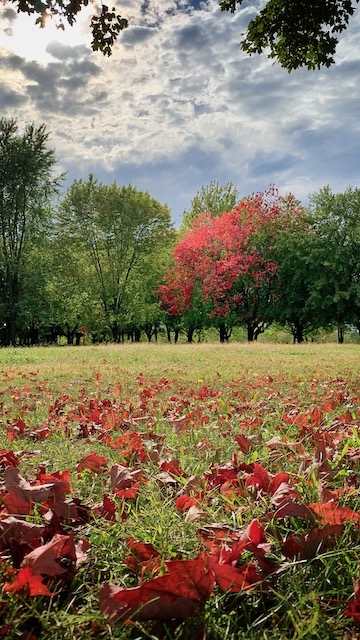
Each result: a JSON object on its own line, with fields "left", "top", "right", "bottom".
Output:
{"left": 0, "top": 368, "right": 358, "bottom": 634}
{"left": 308, "top": 501, "right": 360, "bottom": 525}
{"left": 77, "top": 453, "right": 108, "bottom": 473}
{"left": 4, "top": 566, "right": 54, "bottom": 596}
{"left": 158, "top": 188, "right": 303, "bottom": 319}
{"left": 99, "top": 557, "right": 215, "bottom": 623}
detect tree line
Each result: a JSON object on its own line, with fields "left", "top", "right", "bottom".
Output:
{"left": 0, "top": 118, "right": 359, "bottom": 346}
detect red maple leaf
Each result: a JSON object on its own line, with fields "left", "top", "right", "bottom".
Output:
{"left": 77, "top": 453, "right": 108, "bottom": 473}
{"left": 3, "top": 467, "right": 70, "bottom": 515}
{"left": 245, "top": 462, "right": 270, "bottom": 493}
{"left": 282, "top": 523, "right": 344, "bottom": 559}
{"left": 344, "top": 578, "right": 360, "bottom": 627}
{"left": 92, "top": 494, "right": 118, "bottom": 521}
{"left": 0, "top": 450, "right": 19, "bottom": 468}
{"left": 110, "top": 464, "right": 143, "bottom": 492}
{"left": 0, "top": 516, "right": 46, "bottom": 552}
{"left": 21, "top": 534, "right": 78, "bottom": 577}
{"left": 176, "top": 495, "right": 199, "bottom": 512}
{"left": 308, "top": 501, "right": 360, "bottom": 525}
{"left": 4, "top": 566, "right": 53, "bottom": 596}
{"left": 207, "top": 556, "right": 261, "bottom": 593}
{"left": 124, "top": 538, "right": 162, "bottom": 575}
{"left": 100, "top": 556, "right": 215, "bottom": 623}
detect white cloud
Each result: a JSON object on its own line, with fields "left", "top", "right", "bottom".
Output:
{"left": 0, "top": 0, "right": 360, "bottom": 223}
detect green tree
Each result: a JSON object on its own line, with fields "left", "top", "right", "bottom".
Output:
{"left": 58, "top": 176, "right": 174, "bottom": 342}
{"left": 269, "top": 188, "right": 360, "bottom": 343}
{"left": 220, "top": 0, "right": 358, "bottom": 71}
{"left": 181, "top": 181, "right": 239, "bottom": 232}
{"left": 307, "top": 185, "right": 360, "bottom": 341}
{"left": 0, "top": 118, "right": 62, "bottom": 345}
{"left": 270, "top": 225, "right": 322, "bottom": 342}
{"left": 43, "top": 237, "right": 101, "bottom": 344}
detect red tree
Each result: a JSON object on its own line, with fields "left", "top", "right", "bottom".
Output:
{"left": 158, "top": 188, "right": 304, "bottom": 341}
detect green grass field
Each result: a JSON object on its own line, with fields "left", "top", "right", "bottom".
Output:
{"left": 0, "top": 343, "right": 359, "bottom": 640}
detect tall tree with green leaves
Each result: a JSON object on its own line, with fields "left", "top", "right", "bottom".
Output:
{"left": 270, "top": 225, "right": 322, "bottom": 342}
{"left": 0, "top": 118, "right": 62, "bottom": 345}
{"left": 269, "top": 186, "right": 360, "bottom": 342}
{"left": 58, "top": 176, "right": 174, "bottom": 341}
{"left": 307, "top": 185, "right": 360, "bottom": 341}
{"left": 180, "top": 181, "right": 239, "bottom": 232}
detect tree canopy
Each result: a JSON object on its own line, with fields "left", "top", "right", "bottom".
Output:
{"left": 159, "top": 188, "right": 303, "bottom": 341}
{"left": 57, "top": 175, "right": 174, "bottom": 342}
{"left": 3, "top": 0, "right": 358, "bottom": 66}
{"left": 221, "top": 0, "right": 359, "bottom": 71}
{"left": 180, "top": 181, "right": 239, "bottom": 233}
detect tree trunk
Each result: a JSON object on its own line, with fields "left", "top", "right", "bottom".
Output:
{"left": 75, "top": 332, "right": 83, "bottom": 346}
{"left": 293, "top": 321, "right": 304, "bottom": 343}
{"left": 5, "top": 316, "right": 17, "bottom": 346}
{"left": 29, "top": 323, "right": 39, "bottom": 345}
{"left": 337, "top": 326, "right": 344, "bottom": 344}
{"left": 247, "top": 324, "right": 255, "bottom": 342}
{"left": 66, "top": 330, "right": 75, "bottom": 345}
{"left": 219, "top": 322, "right": 230, "bottom": 343}
{"left": 4, "top": 273, "right": 20, "bottom": 345}
{"left": 144, "top": 323, "right": 154, "bottom": 342}
{"left": 166, "top": 324, "right": 171, "bottom": 342}
{"left": 111, "top": 323, "right": 120, "bottom": 342}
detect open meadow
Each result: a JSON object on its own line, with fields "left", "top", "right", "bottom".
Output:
{"left": 0, "top": 342, "right": 359, "bottom": 640}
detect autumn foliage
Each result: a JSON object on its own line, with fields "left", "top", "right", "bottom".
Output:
{"left": 158, "top": 188, "right": 304, "bottom": 340}
{"left": 0, "top": 357, "right": 359, "bottom": 638}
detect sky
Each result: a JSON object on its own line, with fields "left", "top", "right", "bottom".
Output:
{"left": 0, "top": 0, "right": 360, "bottom": 227}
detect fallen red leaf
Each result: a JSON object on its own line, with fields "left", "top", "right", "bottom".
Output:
{"left": 344, "top": 578, "right": 360, "bottom": 627}
{"left": 93, "top": 495, "right": 117, "bottom": 521}
{"left": 77, "top": 453, "right": 108, "bottom": 473}
{"left": 4, "top": 566, "right": 54, "bottom": 596}
{"left": 126, "top": 538, "right": 161, "bottom": 563}
{"left": 176, "top": 495, "right": 199, "bottom": 512}
{"left": 3, "top": 467, "right": 70, "bottom": 515}
{"left": 309, "top": 501, "right": 360, "bottom": 525}
{"left": 21, "top": 534, "right": 79, "bottom": 577}
{"left": 100, "top": 556, "right": 215, "bottom": 623}
{"left": 282, "top": 523, "right": 344, "bottom": 559}
{"left": 0, "top": 516, "right": 46, "bottom": 552}
{"left": 0, "top": 450, "right": 19, "bottom": 468}
{"left": 207, "top": 556, "right": 261, "bottom": 592}
{"left": 110, "top": 464, "right": 143, "bottom": 491}
{"left": 245, "top": 463, "right": 270, "bottom": 493}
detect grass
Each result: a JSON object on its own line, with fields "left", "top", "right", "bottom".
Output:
{"left": 0, "top": 343, "right": 359, "bottom": 639}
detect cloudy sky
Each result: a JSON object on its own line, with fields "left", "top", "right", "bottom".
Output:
{"left": 0, "top": 0, "right": 359, "bottom": 226}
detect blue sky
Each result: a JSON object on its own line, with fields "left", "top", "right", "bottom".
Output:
{"left": 0, "top": 0, "right": 360, "bottom": 226}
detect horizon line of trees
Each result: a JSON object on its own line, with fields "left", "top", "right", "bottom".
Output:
{"left": 1, "top": 118, "right": 359, "bottom": 347}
